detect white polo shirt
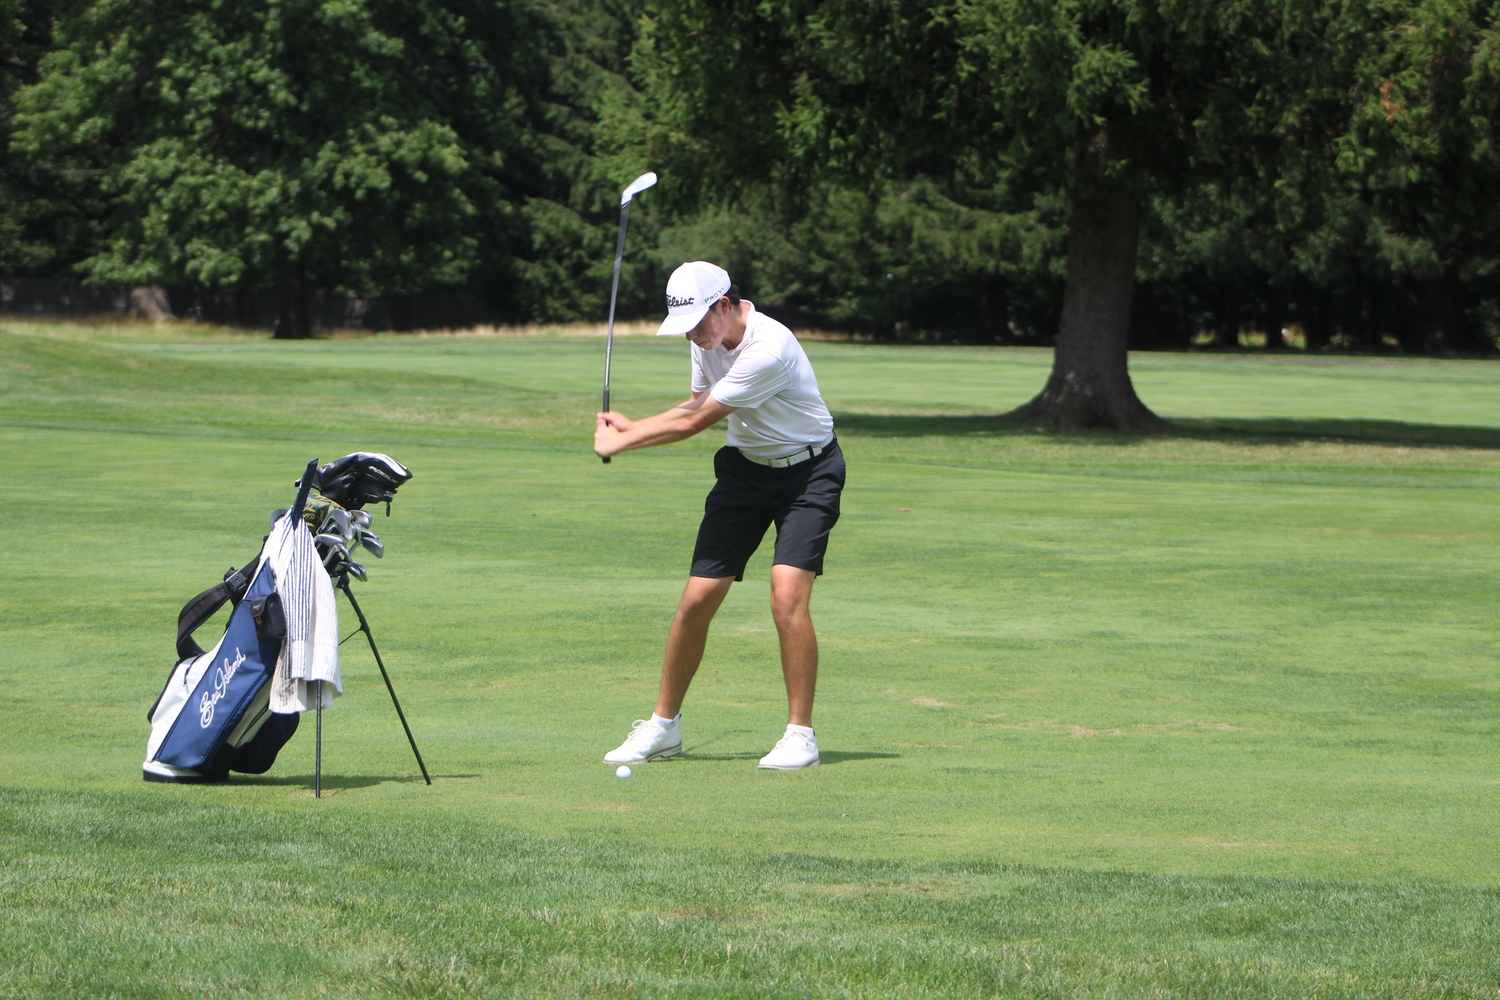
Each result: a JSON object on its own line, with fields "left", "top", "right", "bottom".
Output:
{"left": 691, "top": 303, "right": 834, "bottom": 461}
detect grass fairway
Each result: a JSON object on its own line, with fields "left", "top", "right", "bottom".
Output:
{"left": 3, "top": 321, "right": 1500, "bottom": 997}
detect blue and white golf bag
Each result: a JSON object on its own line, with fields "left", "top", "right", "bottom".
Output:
{"left": 142, "top": 549, "right": 299, "bottom": 782}
{"left": 142, "top": 452, "right": 411, "bottom": 784}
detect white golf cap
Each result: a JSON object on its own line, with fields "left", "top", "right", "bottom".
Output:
{"left": 655, "top": 261, "right": 731, "bottom": 337}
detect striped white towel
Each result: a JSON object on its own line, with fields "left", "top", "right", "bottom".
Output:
{"left": 265, "top": 512, "right": 341, "bottom": 713}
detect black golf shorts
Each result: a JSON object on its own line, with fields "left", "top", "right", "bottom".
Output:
{"left": 690, "top": 439, "right": 845, "bottom": 581}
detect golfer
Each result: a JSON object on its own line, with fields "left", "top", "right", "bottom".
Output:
{"left": 595, "top": 261, "right": 844, "bottom": 769}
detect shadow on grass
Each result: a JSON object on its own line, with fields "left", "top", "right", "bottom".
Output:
{"left": 833, "top": 413, "right": 1500, "bottom": 449}
{"left": 235, "top": 773, "right": 462, "bottom": 789}
{"left": 818, "top": 751, "right": 900, "bottom": 765}
{"left": 680, "top": 750, "right": 900, "bottom": 766}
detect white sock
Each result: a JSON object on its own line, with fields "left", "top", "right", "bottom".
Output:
{"left": 787, "top": 724, "right": 814, "bottom": 738}
{"left": 652, "top": 713, "right": 679, "bottom": 728}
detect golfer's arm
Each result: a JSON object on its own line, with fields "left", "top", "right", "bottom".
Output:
{"left": 612, "top": 394, "right": 735, "bottom": 452}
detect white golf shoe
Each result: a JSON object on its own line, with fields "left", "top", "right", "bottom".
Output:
{"left": 603, "top": 716, "right": 682, "bottom": 764}
{"left": 758, "top": 725, "right": 819, "bottom": 769}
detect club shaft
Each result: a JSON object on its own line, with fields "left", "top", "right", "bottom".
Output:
{"left": 601, "top": 201, "right": 632, "bottom": 464}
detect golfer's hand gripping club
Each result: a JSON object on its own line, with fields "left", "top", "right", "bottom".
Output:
{"left": 595, "top": 410, "right": 632, "bottom": 461}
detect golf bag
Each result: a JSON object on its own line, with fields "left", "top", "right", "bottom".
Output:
{"left": 142, "top": 544, "right": 299, "bottom": 782}
{"left": 143, "top": 452, "right": 414, "bottom": 784}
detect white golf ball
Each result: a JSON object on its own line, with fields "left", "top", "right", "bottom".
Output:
{"left": 615, "top": 765, "right": 632, "bottom": 779}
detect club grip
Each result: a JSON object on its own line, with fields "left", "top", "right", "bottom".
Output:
{"left": 600, "top": 387, "right": 611, "bottom": 463}
{"left": 289, "top": 458, "right": 319, "bottom": 526}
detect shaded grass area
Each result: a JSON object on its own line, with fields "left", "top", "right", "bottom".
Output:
{"left": 3, "top": 324, "right": 1500, "bottom": 996}
{"left": 110, "top": 331, "right": 1500, "bottom": 426}
{"left": 7, "top": 788, "right": 1500, "bottom": 999}
{"left": 835, "top": 412, "right": 1500, "bottom": 450}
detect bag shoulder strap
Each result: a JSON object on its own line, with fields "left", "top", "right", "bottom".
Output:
{"left": 176, "top": 556, "right": 260, "bottom": 661}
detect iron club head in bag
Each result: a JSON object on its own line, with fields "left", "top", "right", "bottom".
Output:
{"left": 599, "top": 170, "right": 658, "bottom": 464}
{"left": 319, "top": 508, "right": 352, "bottom": 543}
{"left": 355, "top": 530, "right": 383, "bottom": 558}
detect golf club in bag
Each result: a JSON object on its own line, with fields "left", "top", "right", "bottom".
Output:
{"left": 142, "top": 454, "right": 428, "bottom": 793}
{"left": 600, "top": 170, "right": 657, "bottom": 463}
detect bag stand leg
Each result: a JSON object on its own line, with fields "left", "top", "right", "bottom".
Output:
{"left": 340, "top": 581, "right": 432, "bottom": 785}
{"left": 315, "top": 680, "right": 323, "bottom": 798}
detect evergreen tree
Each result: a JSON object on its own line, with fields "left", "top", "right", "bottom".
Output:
{"left": 1332, "top": 0, "right": 1500, "bottom": 350}
{"left": 13, "top": 0, "right": 560, "bottom": 336}
{"left": 508, "top": 0, "right": 667, "bottom": 324}
{"left": 1, "top": 0, "right": 100, "bottom": 277}
{"left": 630, "top": 0, "right": 1460, "bottom": 427}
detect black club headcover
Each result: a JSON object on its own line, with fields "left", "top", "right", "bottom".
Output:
{"left": 296, "top": 453, "right": 413, "bottom": 511}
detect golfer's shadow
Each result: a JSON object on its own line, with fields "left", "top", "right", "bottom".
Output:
{"left": 683, "top": 747, "right": 899, "bottom": 766}
{"left": 817, "top": 751, "right": 899, "bottom": 765}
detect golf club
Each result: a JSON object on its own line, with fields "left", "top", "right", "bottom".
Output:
{"left": 320, "top": 508, "right": 352, "bottom": 543}
{"left": 600, "top": 170, "right": 658, "bottom": 464}
{"left": 356, "top": 530, "right": 383, "bottom": 558}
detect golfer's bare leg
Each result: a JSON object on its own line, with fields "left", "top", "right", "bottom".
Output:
{"left": 654, "top": 575, "right": 734, "bottom": 720}
{"left": 769, "top": 564, "right": 818, "bottom": 727}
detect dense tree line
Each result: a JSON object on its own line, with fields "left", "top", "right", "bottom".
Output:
{"left": 2, "top": 0, "right": 1497, "bottom": 389}
{"left": 2, "top": 0, "right": 658, "bottom": 336}
{"left": 632, "top": 0, "right": 1500, "bottom": 425}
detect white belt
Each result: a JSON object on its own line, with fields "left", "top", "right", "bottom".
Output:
{"left": 737, "top": 439, "right": 834, "bottom": 468}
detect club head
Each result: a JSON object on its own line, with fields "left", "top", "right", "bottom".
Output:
{"left": 314, "top": 533, "right": 345, "bottom": 550}
{"left": 358, "top": 532, "right": 383, "bottom": 558}
{"left": 346, "top": 561, "right": 367, "bottom": 582}
{"left": 350, "top": 510, "right": 372, "bottom": 528}
{"left": 322, "top": 543, "right": 350, "bottom": 568}
{"left": 620, "top": 171, "right": 657, "bottom": 207}
{"left": 320, "top": 508, "right": 352, "bottom": 542}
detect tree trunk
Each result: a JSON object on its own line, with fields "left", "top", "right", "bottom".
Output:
{"left": 1302, "top": 287, "right": 1332, "bottom": 350}
{"left": 1419, "top": 271, "right": 1470, "bottom": 353}
{"left": 389, "top": 292, "right": 414, "bottom": 332}
{"left": 1262, "top": 292, "right": 1286, "bottom": 351}
{"left": 128, "top": 286, "right": 174, "bottom": 320}
{"left": 1216, "top": 285, "right": 1242, "bottom": 348}
{"left": 274, "top": 252, "right": 312, "bottom": 339}
{"left": 976, "top": 270, "right": 998, "bottom": 342}
{"left": 1004, "top": 138, "right": 1168, "bottom": 432}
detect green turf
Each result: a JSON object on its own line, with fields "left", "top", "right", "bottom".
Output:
{"left": 3, "top": 322, "right": 1500, "bottom": 997}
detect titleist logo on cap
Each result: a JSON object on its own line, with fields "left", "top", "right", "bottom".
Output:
{"left": 666, "top": 294, "right": 695, "bottom": 308}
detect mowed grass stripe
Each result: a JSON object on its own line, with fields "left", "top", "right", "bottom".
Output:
{"left": 2, "top": 324, "right": 1499, "bottom": 996}
{"left": 6, "top": 788, "right": 1500, "bottom": 999}
{"left": 118, "top": 331, "right": 1500, "bottom": 427}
